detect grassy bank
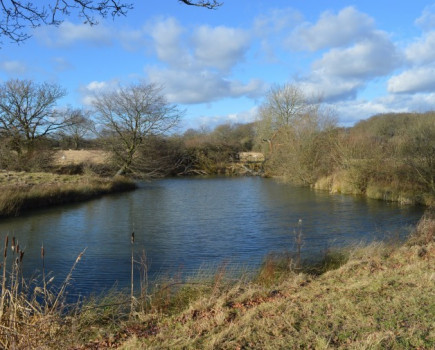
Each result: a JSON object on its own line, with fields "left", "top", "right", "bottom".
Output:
{"left": 314, "top": 170, "right": 435, "bottom": 206}
{"left": 0, "top": 209, "right": 433, "bottom": 349}
{"left": 0, "top": 171, "right": 136, "bottom": 217}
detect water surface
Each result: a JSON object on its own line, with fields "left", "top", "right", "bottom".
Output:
{"left": 0, "top": 177, "right": 424, "bottom": 296}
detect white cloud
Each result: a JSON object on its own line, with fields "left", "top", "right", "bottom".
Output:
{"left": 188, "top": 106, "right": 259, "bottom": 130}
{"left": 329, "top": 92, "right": 435, "bottom": 125}
{"left": 388, "top": 66, "right": 435, "bottom": 93}
{"left": 298, "top": 76, "right": 362, "bottom": 102}
{"left": 80, "top": 80, "right": 119, "bottom": 105}
{"left": 405, "top": 31, "right": 435, "bottom": 64}
{"left": 141, "top": 17, "right": 265, "bottom": 104}
{"left": 288, "top": 7, "right": 375, "bottom": 51}
{"left": 415, "top": 4, "right": 435, "bottom": 31}
{"left": 295, "top": 31, "right": 401, "bottom": 102}
{"left": 312, "top": 33, "right": 401, "bottom": 79}
{"left": 148, "top": 17, "right": 190, "bottom": 67}
{"left": 193, "top": 25, "right": 250, "bottom": 72}
{"left": 146, "top": 66, "right": 266, "bottom": 104}
{"left": 35, "top": 21, "right": 113, "bottom": 47}
{"left": 0, "top": 60, "right": 27, "bottom": 74}
{"left": 330, "top": 99, "right": 405, "bottom": 125}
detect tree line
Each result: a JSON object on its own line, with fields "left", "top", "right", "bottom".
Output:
{"left": 0, "top": 78, "right": 254, "bottom": 177}
{"left": 255, "top": 83, "right": 435, "bottom": 203}
{"left": 1, "top": 77, "right": 434, "bottom": 203}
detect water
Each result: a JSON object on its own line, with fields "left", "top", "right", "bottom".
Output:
{"left": 0, "top": 177, "right": 424, "bottom": 297}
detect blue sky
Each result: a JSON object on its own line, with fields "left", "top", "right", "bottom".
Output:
{"left": 2, "top": 0, "right": 435, "bottom": 130}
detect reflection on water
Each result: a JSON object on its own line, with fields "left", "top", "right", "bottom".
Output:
{"left": 0, "top": 177, "right": 424, "bottom": 296}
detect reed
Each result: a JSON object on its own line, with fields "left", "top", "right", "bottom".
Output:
{"left": 0, "top": 236, "right": 86, "bottom": 348}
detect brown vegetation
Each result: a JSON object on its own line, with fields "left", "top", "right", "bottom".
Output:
{"left": 0, "top": 209, "right": 432, "bottom": 348}
{"left": 0, "top": 171, "right": 136, "bottom": 217}
{"left": 255, "top": 86, "right": 435, "bottom": 205}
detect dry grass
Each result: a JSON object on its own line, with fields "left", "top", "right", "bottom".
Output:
{"left": 119, "top": 213, "right": 435, "bottom": 350}
{"left": 0, "top": 171, "right": 136, "bottom": 217}
{"left": 0, "top": 211, "right": 433, "bottom": 349}
{"left": 53, "top": 150, "right": 110, "bottom": 165}
{"left": 314, "top": 170, "right": 435, "bottom": 206}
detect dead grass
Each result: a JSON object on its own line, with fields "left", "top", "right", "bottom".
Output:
{"left": 0, "top": 171, "right": 136, "bottom": 217}
{"left": 315, "top": 170, "right": 435, "bottom": 206}
{"left": 119, "top": 213, "right": 435, "bottom": 350}
{"left": 1, "top": 210, "right": 433, "bottom": 349}
{"left": 54, "top": 150, "right": 110, "bottom": 165}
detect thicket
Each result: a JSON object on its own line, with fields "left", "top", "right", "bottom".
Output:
{"left": 254, "top": 84, "right": 435, "bottom": 205}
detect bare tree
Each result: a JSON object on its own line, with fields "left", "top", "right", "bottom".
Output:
{"left": 0, "top": 79, "right": 76, "bottom": 154}
{"left": 0, "top": 0, "right": 221, "bottom": 45}
{"left": 256, "top": 84, "right": 337, "bottom": 184}
{"left": 256, "top": 84, "right": 318, "bottom": 154}
{"left": 92, "top": 82, "right": 183, "bottom": 176}
{"left": 60, "top": 108, "right": 94, "bottom": 150}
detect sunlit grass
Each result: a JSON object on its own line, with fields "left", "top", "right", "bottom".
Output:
{"left": 0, "top": 171, "right": 136, "bottom": 217}
{"left": 0, "top": 209, "right": 433, "bottom": 348}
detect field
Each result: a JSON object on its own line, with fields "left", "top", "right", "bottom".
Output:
{"left": 53, "top": 150, "right": 110, "bottom": 165}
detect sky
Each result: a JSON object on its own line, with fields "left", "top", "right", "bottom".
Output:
{"left": 2, "top": 0, "right": 435, "bottom": 130}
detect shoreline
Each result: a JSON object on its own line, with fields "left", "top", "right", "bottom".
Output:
{"left": 0, "top": 171, "right": 137, "bottom": 218}
{"left": 0, "top": 208, "right": 432, "bottom": 348}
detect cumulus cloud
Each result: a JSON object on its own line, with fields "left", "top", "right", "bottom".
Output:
{"left": 405, "top": 31, "right": 435, "bottom": 64}
{"left": 329, "top": 99, "right": 406, "bottom": 125}
{"left": 141, "top": 17, "right": 263, "bottom": 104}
{"left": 295, "top": 31, "right": 401, "bottom": 102}
{"left": 328, "top": 92, "right": 435, "bottom": 125}
{"left": 80, "top": 79, "right": 119, "bottom": 105}
{"left": 0, "top": 60, "right": 27, "bottom": 74}
{"left": 146, "top": 66, "right": 266, "bottom": 104}
{"left": 312, "top": 33, "right": 402, "bottom": 79}
{"left": 388, "top": 66, "right": 435, "bottom": 93}
{"left": 188, "top": 106, "right": 259, "bottom": 130}
{"left": 35, "top": 21, "right": 113, "bottom": 47}
{"left": 297, "top": 76, "right": 362, "bottom": 102}
{"left": 148, "top": 17, "right": 190, "bottom": 67}
{"left": 288, "top": 6, "right": 375, "bottom": 51}
{"left": 192, "top": 25, "right": 250, "bottom": 72}
{"left": 280, "top": 6, "right": 403, "bottom": 103}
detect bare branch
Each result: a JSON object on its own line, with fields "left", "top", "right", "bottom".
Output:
{"left": 0, "top": 0, "right": 133, "bottom": 45}
{"left": 93, "top": 81, "right": 183, "bottom": 176}
{"left": 178, "top": 0, "right": 222, "bottom": 9}
{"left": 0, "top": 0, "right": 222, "bottom": 45}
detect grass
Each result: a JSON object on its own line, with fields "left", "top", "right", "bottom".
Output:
{"left": 0, "top": 209, "right": 433, "bottom": 349}
{"left": 314, "top": 170, "right": 435, "bottom": 206}
{"left": 0, "top": 171, "right": 136, "bottom": 217}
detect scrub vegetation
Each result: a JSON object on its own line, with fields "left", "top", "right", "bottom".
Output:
{"left": 255, "top": 84, "right": 435, "bottom": 206}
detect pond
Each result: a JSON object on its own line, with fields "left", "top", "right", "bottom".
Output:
{"left": 0, "top": 177, "right": 424, "bottom": 297}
